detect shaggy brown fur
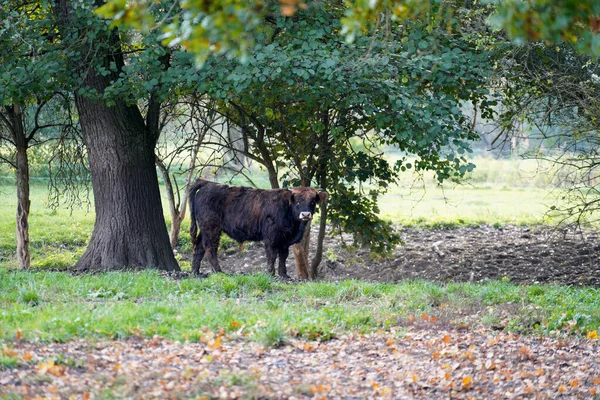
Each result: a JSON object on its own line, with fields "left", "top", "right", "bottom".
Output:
{"left": 188, "top": 180, "right": 327, "bottom": 277}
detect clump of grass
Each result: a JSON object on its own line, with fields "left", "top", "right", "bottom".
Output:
{"left": 335, "top": 282, "right": 366, "bottom": 302}
{"left": 0, "top": 355, "right": 19, "bottom": 369}
{"left": 19, "top": 289, "right": 40, "bottom": 305}
{"left": 257, "top": 324, "right": 287, "bottom": 348}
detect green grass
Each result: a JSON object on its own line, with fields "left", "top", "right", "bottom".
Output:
{"left": 1, "top": 157, "right": 597, "bottom": 345}
{"left": 1, "top": 269, "right": 599, "bottom": 345}
{"left": 0, "top": 354, "right": 19, "bottom": 369}
{"left": 379, "top": 184, "right": 552, "bottom": 227}
{"left": 0, "top": 156, "right": 562, "bottom": 270}
{"left": 0, "top": 185, "right": 94, "bottom": 269}
{"left": 376, "top": 155, "right": 560, "bottom": 227}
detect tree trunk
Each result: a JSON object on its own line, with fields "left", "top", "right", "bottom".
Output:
{"left": 12, "top": 104, "right": 30, "bottom": 269}
{"left": 16, "top": 149, "right": 30, "bottom": 269}
{"left": 305, "top": 112, "right": 330, "bottom": 279}
{"left": 310, "top": 201, "right": 328, "bottom": 279}
{"left": 169, "top": 215, "right": 183, "bottom": 250}
{"left": 157, "top": 124, "right": 202, "bottom": 249}
{"left": 156, "top": 158, "right": 181, "bottom": 250}
{"left": 293, "top": 223, "right": 311, "bottom": 279}
{"left": 53, "top": 0, "right": 179, "bottom": 272}
{"left": 73, "top": 90, "right": 178, "bottom": 271}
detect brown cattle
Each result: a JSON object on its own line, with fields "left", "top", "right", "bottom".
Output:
{"left": 188, "top": 179, "right": 328, "bottom": 278}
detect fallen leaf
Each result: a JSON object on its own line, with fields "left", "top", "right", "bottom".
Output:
{"left": 281, "top": 4, "right": 296, "bottom": 16}
{"left": 38, "top": 360, "right": 65, "bottom": 377}
{"left": 518, "top": 346, "right": 534, "bottom": 360}
{"left": 378, "top": 387, "right": 393, "bottom": 395}
{"left": 2, "top": 348, "right": 16, "bottom": 357}
{"left": 569, "top": 379, "right": 579, "bottom": 388}
{"left": 587, "top": 330, "right": 598, "bottom": 339}
{"left": 209, "top": 335, "right": 222, "bottom": 350}
{"left": 558, "top": 385, "right": 567, "bottom": 393}
{"left": 310, "top": 384, "right": 330, "bottom": 393}
{"left": 462, "top": 376, "right": 472, "bottom": 388}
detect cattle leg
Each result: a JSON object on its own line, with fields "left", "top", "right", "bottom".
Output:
{"left": 265, "top": 244, "right": 277, "bottom": 275}
{"left": 204, "top": 232, "right": 222, "bottom": 273}
{"left": 191, "top": 235, "right": 205, "bottom": 275}
{"left": 277, "top": 247, "right": 290, "bottom": 279}
{"left": 205, "top": 249, "right": 222, "bottom": 273}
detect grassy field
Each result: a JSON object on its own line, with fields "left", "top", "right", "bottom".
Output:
{"left": 0, "top": 156, "right": 557, "bottom": 270}
{"left": 1, "top": 156, "right": 598, "bottom": 347}
{"left": 380, "top": 185, "right": 551, "bottom": 227}
{"left": 1, "top": 269, "right": 599, "bottom": 349}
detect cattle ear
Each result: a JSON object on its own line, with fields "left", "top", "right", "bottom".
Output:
{"left": 286, "top": 189, "right": 295, "bottom": 204}
{"left": 317, "top": 191, "right": 328, "bottom": 204}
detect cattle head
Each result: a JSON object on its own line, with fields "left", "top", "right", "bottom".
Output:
{"left": 288, "top": 187, "right": 328, "bottom": 222}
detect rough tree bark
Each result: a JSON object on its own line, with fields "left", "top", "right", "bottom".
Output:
{"left": 8, "top": 104, "right": 31, "bottom": 269}
{"left": 55, "top": 0, "right": 179, "bottom": 271}
{"left": 72, "top": 81, "right": 179, "bottom": 271}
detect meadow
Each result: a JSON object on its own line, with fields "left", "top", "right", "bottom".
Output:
{"left": 1, "top": 156, "right": 598, "bottom": 349}
{"left": 2, "top": 269, "right": 600, "bottom": 348}
{"left": 0, "top": 156, "right": 555, "bottom": 270}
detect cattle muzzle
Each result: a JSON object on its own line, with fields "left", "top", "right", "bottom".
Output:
{"left": 299, "top": 212, "right": 312, "bottom": 221}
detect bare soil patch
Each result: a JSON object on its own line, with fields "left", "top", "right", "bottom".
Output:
{"left": 188, "top": 225, "right": 600, "bottom": 286}
{"left": 2, "top": 328, "right": 599, "bottom": 399}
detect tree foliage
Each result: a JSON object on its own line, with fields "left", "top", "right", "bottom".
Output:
{"left": 1, "top": 0, "right": 504, "bottom": 273}
{"left": 493, "top": 43, "right": 600, "bottom": 227}
{"left": 487, "top": 2, "right": 600, "bottom": 228}
{"left": 490, "top": 0, "right": 600, "bottom": 57}
{"left": 188, "top": 4, "right": 495, "bottom": 257}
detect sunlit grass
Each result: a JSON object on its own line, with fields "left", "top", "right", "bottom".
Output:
{"left": 1, "top": 269, "right": 599, "bottom": 344}
{"left": 380, "top": 184, "right": 552, "bottom": 227}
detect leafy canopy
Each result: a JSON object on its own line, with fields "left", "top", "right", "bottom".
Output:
{"left": 489, "top": 0, "right": 600, "bottom": 57}
{"left": 188, "top": 4, "right": 495, "bottom": 251}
